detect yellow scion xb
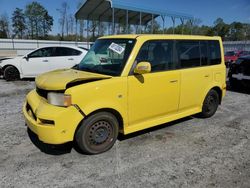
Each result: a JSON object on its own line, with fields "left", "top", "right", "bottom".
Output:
{"left": 23, "top": 35, "right": 226, "bottom": 154}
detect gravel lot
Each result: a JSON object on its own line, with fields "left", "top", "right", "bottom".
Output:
{"left": 0, "top": 79, "right": 249, "bottom": 188}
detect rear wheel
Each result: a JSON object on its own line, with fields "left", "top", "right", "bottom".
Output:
{"left": 200, "top": 90, "right": 219, "bottom": 118}
{"left": 4, "top": 66, "right": 20, "bottom": 81}
{"left": 75, "top": 112, "right": 119, "bottom": 154}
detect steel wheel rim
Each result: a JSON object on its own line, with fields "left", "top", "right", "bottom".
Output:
{"left": 87, "top": 120, "right": 114, "bottom": 151}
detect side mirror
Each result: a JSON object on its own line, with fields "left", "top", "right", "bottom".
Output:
{"left": 24, "top": 55, "right": 29, "bottom": 61}
{"left": 134, "top": 61, "right": 151, "bottom": 74}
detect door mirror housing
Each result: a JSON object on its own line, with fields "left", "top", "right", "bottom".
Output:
{"left": 134, "top": 61, "right": 151, "bottom": 74}
{"left": 24, "top": 55, "right": 29, "bottom": 61}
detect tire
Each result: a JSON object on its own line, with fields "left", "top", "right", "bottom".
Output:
{"left": 75, "top": 112, "right": 119, "bottom": 154}
{"left": 3, "top": 66, "right": 20, "bottom": 81}
{"left": 199, "top": 90, "right": 219, "bottom": 118}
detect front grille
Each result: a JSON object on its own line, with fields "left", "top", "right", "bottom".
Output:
{"left": 36, "top": 87, "right": 48, "bottom": 99}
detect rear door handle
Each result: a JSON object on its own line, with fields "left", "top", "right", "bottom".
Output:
{"left": 170, "top": 80, "right": 178, "bottom": 83}
{"left": 42, "top": 60, "right": 48, "bottom": 62}
{"left": 204, "top": 75, "right": 209, "bottom": 78}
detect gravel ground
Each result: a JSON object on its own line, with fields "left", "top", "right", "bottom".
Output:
{"left": 0, "top": 79, "right": 249, "bottom": 188}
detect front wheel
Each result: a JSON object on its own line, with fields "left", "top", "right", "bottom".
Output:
{"left": 199, "top": 90, "right": 219, "bottom": 118}
{"left": 75, "top": 112, "right": 119, "bottom": 154}
{"left": 4, "top": 66, "right": 20, "bottom": 81}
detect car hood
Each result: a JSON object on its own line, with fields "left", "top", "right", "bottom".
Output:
{"left": 0, "top": 57, "right": 14, "bottom": 61}
{"left": 36, "top": 69, "right": 112, "bottom": 90}
{"left": 0, "top": 56, "right": 22, "bottom": 64}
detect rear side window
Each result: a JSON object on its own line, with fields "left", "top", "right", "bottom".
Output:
{"left": 208, "top": 41, "right": 221, "bottom": 65}
{"left": 176, "top": 40, "right": 221, "bottom": 68}
{"left": 54, "top": 47, "right": 82, "bottom": 56}
{"left": 177, "top": 40, "right": 200, "bottom": 68}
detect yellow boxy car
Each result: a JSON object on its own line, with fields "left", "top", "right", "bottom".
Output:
{"left": 23, "top": 35, "right": 226, "bottom": 154}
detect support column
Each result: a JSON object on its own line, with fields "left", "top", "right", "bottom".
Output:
{"left": 112, "top": 8, "right": 115, "bottom": 34}
{"left": 151, "top": 14, "right": 154, "bottom": 34}
{"left": 126, "top": 10, "right": 129, "bottom": 34}
{"left": 87, "top": 19, "right": 89, "bottom": 48}
{"left": 75, "top": 19, "right": 78, "bottom": 45}
{"left": 171, "top": 17, "right": 175, "bottom": 34}
{"left": 139, "top": 12, "right": 142, "bottom": 34}
{"left": 161, "top": 15, "right": 165, "bottom": 34}
{"left": 190, "top": 19, "right": 193, "bottom": 35}
{"left": 98, "top": 18, "right": 101, "bottom": 36}
{"left": 180, "top": 18, "right": 184, "bottom": 35}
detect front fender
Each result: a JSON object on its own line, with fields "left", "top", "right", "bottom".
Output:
{"left": 66, "top": 77, "right": 128, "bottom": 127}
{"left": 1, "top": 59, "right": 23, "bottom": 77}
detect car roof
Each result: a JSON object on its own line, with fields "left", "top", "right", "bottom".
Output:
{"left": 36, "top": 45, "right": 87, "bottom": 52}
{"left": 99, "top": 34, "right": 221, "bottom": 40}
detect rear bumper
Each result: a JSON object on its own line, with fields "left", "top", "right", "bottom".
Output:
{"left": 23, "top": 90, "right": 84, "bottom": 144}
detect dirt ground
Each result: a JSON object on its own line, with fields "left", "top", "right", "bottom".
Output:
{"left": 0, "top": 79, "right": 249, "bottom": 188}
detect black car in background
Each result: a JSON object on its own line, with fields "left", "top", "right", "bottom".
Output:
{"left": 228, "top": 56, "right": 250, "bottom": 90}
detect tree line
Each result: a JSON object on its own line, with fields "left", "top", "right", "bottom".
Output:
{"left": 0, "top": 1, "right": 79, "bottom": 41}
{"left": 0, "top": 1, "right": 249, "bottom": 41}
{"left": 0, "top": 2, "right": 53, "bottom": 39}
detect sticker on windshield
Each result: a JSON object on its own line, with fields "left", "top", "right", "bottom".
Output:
{"left": 108, "top": 43, "right": 125, "bottom": 54}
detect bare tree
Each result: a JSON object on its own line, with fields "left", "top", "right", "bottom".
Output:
{"left": 58, "top": 1, "right": 69, "bottom": 40}
{"left": 0, "top": 13, "right": 10, "bottom": 38}
{"left": 77, "top": 1, "right": 84, "bottom": 41}
{"left": 68, "top": 14, "right": 75, "bottom": 35}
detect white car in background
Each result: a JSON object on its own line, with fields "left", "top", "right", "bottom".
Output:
{"left": 0, "top": 46, "right": 88, "bottom": 81}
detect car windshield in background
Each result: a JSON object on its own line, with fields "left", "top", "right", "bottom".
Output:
{"left": 77, "top": 39, "right": 136, "bottom": 76}
{"left": 225, "top": 51, "right": 235, "bottom": 56}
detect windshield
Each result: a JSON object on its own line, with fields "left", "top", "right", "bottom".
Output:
{"left": 77, "top": 39, "right": 136, "bottom": 76}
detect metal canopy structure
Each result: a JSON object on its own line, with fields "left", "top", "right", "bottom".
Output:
{"left": 75, "top": 0, "right": 194, "bottom": 41}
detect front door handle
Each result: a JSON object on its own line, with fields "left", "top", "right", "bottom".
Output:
{"left": 170, "top": 80, "right": 178, "bottom": 83}
{"left": 204, "top": 75, "right": 209, "bottom": 78}
{"left": 42, "top": 60, "right": 48, "bottom": 62}
{"left": 68, "top": 58, "right": 74, "bottom": 60}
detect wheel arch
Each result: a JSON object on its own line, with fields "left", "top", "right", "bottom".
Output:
{"left": 3, "top": 64, "right": 21, "bottom": 74}
{"left": 203, "top": 86, "right": 222, "bottom": 105}
{"left": 74, "top": 108, "right": 124, "bottom": 140}
{"left": 2, "top": 64, "right": 22, "bottom": 79}
{"left": 211, "top": 86, "right": 222, "bottom": 104}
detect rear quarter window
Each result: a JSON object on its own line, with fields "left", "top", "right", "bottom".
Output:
{"left": 208, "top": 41, "right": 221, "bottom": 65}
{"left": 54, "top": 47, "right": 82, "bottom": 56}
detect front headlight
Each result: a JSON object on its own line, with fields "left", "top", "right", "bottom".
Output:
{"left": 47, "top": 92, "right": 72, "bottom": 107}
